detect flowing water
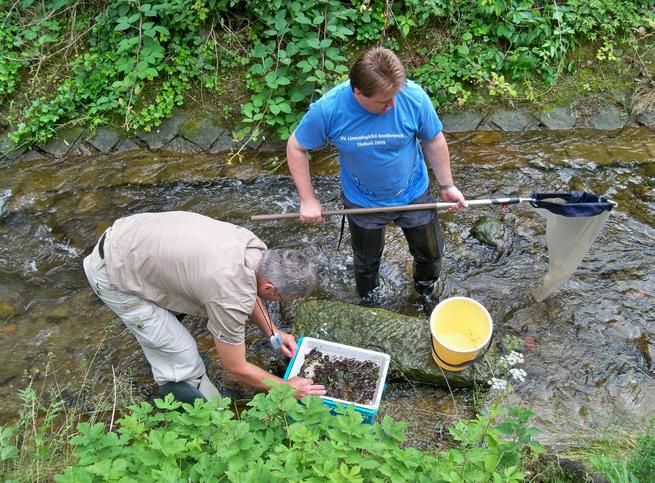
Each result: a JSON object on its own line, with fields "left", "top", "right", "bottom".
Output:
{"left": 0, "top": 128, "right": 653, "bottom": 448}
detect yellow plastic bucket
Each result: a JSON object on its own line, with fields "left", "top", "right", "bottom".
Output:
{"left": 429, "top": 296, "right": 493, "bottom": 372}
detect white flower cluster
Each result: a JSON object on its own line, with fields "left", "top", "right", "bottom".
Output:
{"left": 488, "top": 377, "right": 508, "bottom": 391}
{"left": 509, "top": 368, "right": 527, "bottom": 383}
{"left": 500, "top": 350, "right": 524, "bottom": 367}
{"left": 487, "top": 350, "right": 527, "bottom": 393}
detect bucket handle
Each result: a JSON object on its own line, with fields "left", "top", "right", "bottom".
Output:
{"left": 430, "top": 336, "right": 493, "bottom": 370}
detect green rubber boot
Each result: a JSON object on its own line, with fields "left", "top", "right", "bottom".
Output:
{"left": 158, "top": 381, "right": 206, "bottom": 404}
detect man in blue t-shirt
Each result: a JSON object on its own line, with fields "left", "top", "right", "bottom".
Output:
{"left": 287, "top": 47, "right": 467, "bottom": 305}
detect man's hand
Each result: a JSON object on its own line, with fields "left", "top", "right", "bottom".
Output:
{"left": 440, "top": 185, "right": 468, "bottom": 211}
{"left": 286, "top": 376, "right": 326, "bottom": 399}
{"left": 277, "top": 331, "right": 297, "bottom": 358}
{"left": 299, "top": 197, "right": 323, "bottom": 224}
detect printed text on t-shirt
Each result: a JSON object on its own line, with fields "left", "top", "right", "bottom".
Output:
{"left": 339, "top": 132, "right": 405, "bottom": 148}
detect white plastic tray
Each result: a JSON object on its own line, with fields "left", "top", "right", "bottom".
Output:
{"left": 286, "top": 337, "right": 390, "bottom": 411}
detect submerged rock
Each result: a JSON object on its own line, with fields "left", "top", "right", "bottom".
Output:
{"left": 292, "top": 299, "right": 496, "bottom": 387}
{"left": 470, "top": 215, "right": 512, "bottom": 253}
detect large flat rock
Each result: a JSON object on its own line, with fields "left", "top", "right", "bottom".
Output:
{"left": 87, "top": 127, "right": 124, "bottom": 153}
{"left": 292, "top": 299, "right": 495, "bottom": 388}
{"left": 490, "top": 109, "right": 540, "bottom": 131}
{"left": 136, "top": 111, "right": 187, "bottom": 150}
{"left": 441, "top": 111, "right": 484, "bottom": 132}
{"left": 539, "top": 107, "right": 576, "bottom": 130}
{"left": 587, "top": 104, "right": 628, "bottom": 130}
{"left": 40, "top": 127, "right": 86, "bottom": 158}
{"left": 178, "top": 113, "right": 224, "bottom": 150}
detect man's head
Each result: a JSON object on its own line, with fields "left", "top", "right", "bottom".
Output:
{"left": 256, "top": 249, "right": 317, "bottom": 301}
{"left": 349, "top": 47, "right": 406, "bottom": 114}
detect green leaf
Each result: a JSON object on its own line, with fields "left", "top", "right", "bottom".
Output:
{"left": 144, "top": 67, "right": 159, "bottom": 80}
{"left": 295, "top": 13, "right": 312, "bottom": 25}
{"left": 289, "top": 91, "right": 306, "bottom": 103}
{"left": 297, "top": 60, "right": 313, "bottom": 73}
{"left": 274, "top": 12, "right": 288, "bottom": 31}
{"left": 325, "top": 47, "right": 343, "bottom": 61}
{"left": 264, "top": 71, "right": 278, "bottom": 87}
{"left": 252, "top": 94, "right": 266, "bottom": 108}
{"left": 154, "top": 26, "right": 170, "bottom": 37}
{"left": 251, "top": 63, "right": 266, "bottom": 75}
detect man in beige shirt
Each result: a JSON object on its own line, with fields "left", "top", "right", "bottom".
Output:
{"left": 83, "top": 211, "right": 325, "bottom": 402}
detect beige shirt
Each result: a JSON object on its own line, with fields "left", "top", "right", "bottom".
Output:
{"left": 104, "top": 211, "right": 266, "bottom": 344}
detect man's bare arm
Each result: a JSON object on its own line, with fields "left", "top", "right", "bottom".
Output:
{"left": 287, "top": 132, "right": 323, "bottom": 222}
{"left": 423, "top": 132, "right": 467, "bottom": 210}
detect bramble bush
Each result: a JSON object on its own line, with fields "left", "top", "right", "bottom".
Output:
{"left": 238, "top": 0, "right": 355, "bottom": 141}
{"left": 47, "top": 384, "right": 541, "bottom": 482}
{"left": 411, "top": 0, "right": 651, "bottom": 107}
{"left": 8, "top": 0, "right": 223, "bottom": 144}
{"left": 1, "top": 0, "right": 652, "bottom": 146}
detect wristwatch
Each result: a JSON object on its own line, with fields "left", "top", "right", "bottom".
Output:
{"left": 438, "top": 182, "right": 455, "bottom": 190}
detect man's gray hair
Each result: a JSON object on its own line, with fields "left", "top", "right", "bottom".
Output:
{"left": 256, "top": 249, "right": 317, "bottom": 298}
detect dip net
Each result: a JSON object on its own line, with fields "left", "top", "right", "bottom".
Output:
{"left": 529, "top": 191, "right": 614, "bottom": 301}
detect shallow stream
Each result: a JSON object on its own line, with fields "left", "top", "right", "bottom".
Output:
{"left": 0, "top": 128, "right": 653, "bottom": 448}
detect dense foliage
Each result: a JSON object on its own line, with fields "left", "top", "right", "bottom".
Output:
{"left": 2, "top": 380, "right": 653, "bottom": 481}
{"left": 46, "top": 384, "right": 541, "bottom": 482}
{"left": 0, "top": 0, "right": 652, "bottom": 145}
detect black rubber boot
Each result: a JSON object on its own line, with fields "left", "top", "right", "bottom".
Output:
{"left": 348, "top": 218, "right": 386, "bottom": 298}
{"left": 415, "top": 280, "right": 437, "bottom": 296}
{"left": 358, "top": 286, "right": 385, "bottom": 307}
{"left": 401, "top": 211, "right": 445, "bottom": 297}
{"left": 158, "top": 381, "right": 206, "bottom": 404}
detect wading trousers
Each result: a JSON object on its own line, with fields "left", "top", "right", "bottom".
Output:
{"left": 348, "top": 209, "right": 445, "bottom": 297}
{"left": 83, "top": 236, "right": 220, "bottom": 402}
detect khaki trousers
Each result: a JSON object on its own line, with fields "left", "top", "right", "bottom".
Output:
{"left": 83, "top": 239, "right": 219, "bottom": 399}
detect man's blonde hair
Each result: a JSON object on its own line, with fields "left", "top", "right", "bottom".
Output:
{"left": 349, "top": 47, "right": 406, "bottom": 97}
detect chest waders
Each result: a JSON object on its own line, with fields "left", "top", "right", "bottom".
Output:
{"left": 348, "top": 209, "right": 445, "bottom": 298}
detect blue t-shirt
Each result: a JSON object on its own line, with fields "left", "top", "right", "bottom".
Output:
{"left": 294, "top": 80, "right": 442, "bottom": 207}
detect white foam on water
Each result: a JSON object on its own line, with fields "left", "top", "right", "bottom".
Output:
{"left": 0, "top": 188, "right": 11, "bottom": 215}
{"left": 272, "top": 197, "right": 297, "bottom": 212}
{"left": 55, "top": 241, "right": 79, "bottom": 257}
{"left": 23, "top": 260, "right": 37, "bottom": 274}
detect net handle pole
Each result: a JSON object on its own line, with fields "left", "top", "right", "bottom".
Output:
{"left": 250, "top": 197, "right": 535, "bottom": 221}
